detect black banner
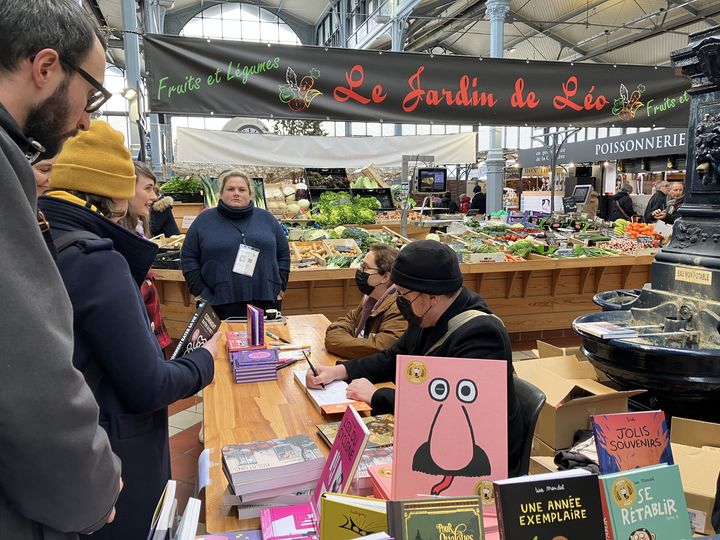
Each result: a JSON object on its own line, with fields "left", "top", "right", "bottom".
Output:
{"left": 144, "top": 34, "right": 690, "bottom": 127}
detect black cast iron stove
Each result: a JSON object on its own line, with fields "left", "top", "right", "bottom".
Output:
{"left": 574, "top": 26, "right": 720, "bottom": 421}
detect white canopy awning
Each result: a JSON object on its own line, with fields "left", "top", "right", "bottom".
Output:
{"left": 175, "top": 128, "right": 477, "bottom": 168}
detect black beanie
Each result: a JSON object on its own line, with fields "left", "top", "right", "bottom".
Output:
{"left": 391, "top": 240, "right": 463, "bottom": 294}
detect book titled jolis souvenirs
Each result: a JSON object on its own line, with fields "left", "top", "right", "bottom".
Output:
{"left": 592, "top": 410, "right": 673, "bottom": 474}
{"left": 598, "top": 464, "right": 692, "bottom": 540}
{"left": 493, "top": 469, "right": 605, "bottom": 540}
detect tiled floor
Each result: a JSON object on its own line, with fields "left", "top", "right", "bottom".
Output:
{"left": 167, "top": 338, "right": 582, "bottom": 522}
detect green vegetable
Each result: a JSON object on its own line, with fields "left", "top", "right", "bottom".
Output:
{"left": 466, "top": 242, "right": 499, "bottom": 254}
{"left": 326, "top": 255, "right": 353, "bottom": 268}
{"left": 160, "top": 176, "right": 203, "bottom": 194}
{"left": 200, "top": 175, "right": 219, "bottom": 207}
{"left": 507, "top": 239, "right": 537, "bottom": 258}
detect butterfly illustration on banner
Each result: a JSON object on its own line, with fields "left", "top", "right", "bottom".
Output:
{"left": 612, "top": 83, "right": 646, "bottom": 121}
{"left": 278, "top": 67, "right": 322, "bottom": 112}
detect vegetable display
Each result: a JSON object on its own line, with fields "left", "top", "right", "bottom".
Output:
{"left": 160, "top": 176, "right": 202, "bottom": 194}
{"left": 311, "top": 191, "right": 380, "bottom": 227}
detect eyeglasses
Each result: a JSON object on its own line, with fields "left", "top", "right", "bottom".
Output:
{"left": 395, "top": 289, "right": 421, "bottom": 302}
{"left": 59, "top": 57, "right": 112, "bottom": 113}
{"left": 359, "top": 262, "right": 381, "bottom": 273}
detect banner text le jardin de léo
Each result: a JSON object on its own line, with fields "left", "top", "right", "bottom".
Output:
{"left": 145, "top": 34, "right": 690, "bottom": 128}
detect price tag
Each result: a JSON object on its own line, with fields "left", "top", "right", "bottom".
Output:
{"left": 232, "top": 244, "right": 260, "bottom": 277}
{"left": 181, "top": 215, "right": 196, "bottom": 229}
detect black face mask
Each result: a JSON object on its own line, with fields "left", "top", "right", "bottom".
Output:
{"left": 355, "top": 270, "right": 377, "bottom": 296}
{"left": 396, "top": 294, "right": 431, "bottom": 326}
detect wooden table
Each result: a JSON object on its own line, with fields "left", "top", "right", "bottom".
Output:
{"left": 203, "top": 314, "right": 339, "bottom": 533}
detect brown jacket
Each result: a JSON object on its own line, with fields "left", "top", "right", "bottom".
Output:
{"left": 325, "top": 292, "right": 407, "bottom": 360}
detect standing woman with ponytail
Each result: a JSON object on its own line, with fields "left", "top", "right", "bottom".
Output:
{"left": 181, "top": 170, "right": 291, "bottom": 319}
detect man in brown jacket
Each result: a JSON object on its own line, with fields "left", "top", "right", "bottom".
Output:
{"left": 325, "top": 243, "right": 407, "bottom": 359}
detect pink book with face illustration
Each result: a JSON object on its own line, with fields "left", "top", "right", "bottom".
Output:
{"left": 392, "top": 355, "right": 508, "bottom": 504}
{"left": 310, "top": 405, "right": 370, "bottom": 519}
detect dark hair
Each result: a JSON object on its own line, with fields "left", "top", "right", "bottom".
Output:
{"left": 0, "top": 0, "right": 106, "bottom": 74}
{"left": 370, "top": 243, "right": 399, "bottom": 275}
{"left": 69, "top": 190, "right": 121, "bottom": 220}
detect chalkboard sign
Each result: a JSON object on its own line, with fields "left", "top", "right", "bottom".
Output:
{"left": 562, "top": 196, "right": 578, "bottom": 213}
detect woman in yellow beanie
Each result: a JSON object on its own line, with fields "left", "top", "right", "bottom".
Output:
{"left": 38, "top": 120, "right": 218, "bottom": 540}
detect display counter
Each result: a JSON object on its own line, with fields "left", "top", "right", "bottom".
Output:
{"left": 153, "top": 254, "right": 653, "bottom": 339}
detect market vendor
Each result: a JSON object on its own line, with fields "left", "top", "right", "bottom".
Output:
{"left": 324, "top": 243, "right": 407, "bottom": 360}
{"left": 652, "top": 181, "right": 684, "bottom": 224}
{"left": 181, "top": 170, "right": 291, "bottom": 319}
{"left": 308, "top": 240, "right": 524, "bottom": 476}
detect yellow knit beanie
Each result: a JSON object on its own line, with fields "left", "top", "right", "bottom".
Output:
{"left": 50, "top": 120, "right": 136, "bottom": 199}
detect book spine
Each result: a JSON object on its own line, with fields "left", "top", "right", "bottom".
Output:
{"left": 171, "top": 306, "right": 202, "bottom": 359}
{"left": 494, "top": 487, "right": 506, "bottom": 540}
{"left": 598, "top": 478, "right": 615, "bottom": 540}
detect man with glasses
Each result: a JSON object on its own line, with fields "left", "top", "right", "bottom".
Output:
{"left": 0, "top": 1, "right": 121, "bottom": 539}
{"left": 308, "top": 240, "right": 525, "bottom": 476}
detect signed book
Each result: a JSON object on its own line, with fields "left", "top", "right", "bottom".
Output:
{"left": 171, "top": 301, "right": 220, "bottom": 359}
{"left": 392, "top": 355, "right": 507, "bottom": 501}
{"left": 598, "top": 464, "right": 692, "bottom": 540}
{"left": 592, "top": 410, "right": 673, "bottom": 474}
{"left": 294, "top": 369, "right": 371, "bottom": 415}
{"left": 493, "top": 469, "right": 605, "bottom": 540}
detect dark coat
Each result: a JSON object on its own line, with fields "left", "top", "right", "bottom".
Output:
{"left": 38, "top": 195, "right": 214, "bottom": 540}
{"left": 608, "top": 191, "right": 635, "bottom": 221}
{"left": 0, "top": 107, "right": 121, "bottom": 540}
{"left": 150, "top": 195, "right": 181, "bottom": 237}
{"left": 470, "top": 192, "right": 487, "bottom": 212}
{"left": 342, "top": 287, "right": 525, "bottom": 477}
{"left": 643, "top": 190, "right": 667, "bottom": 223}
{"left": 181, "top": 204, "right": 291, "bottom": 306}
{"left": 713, "top": 471, "right": 720, "bottom": 534}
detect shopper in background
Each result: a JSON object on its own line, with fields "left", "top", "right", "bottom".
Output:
{"left": 583, "top": 189, "right": 600, "bottom": 218}
{"left": 32, "top": 154, "right": 57, "bottom": 198}
{"left": 643, "top": 180, "right": 670, "bottom": 223}
{"left": 181, "top": 170, "right": 291, "bottom": 319}
{"left": 470, "top": 184, "right": 487, "bottom": 213}
{"left": 325, "top": 244, "right": 407, "bottom": 360}
{"left": 119, "top": 161, "right": 172, "bottom": 350}
{"left": 653, "top": 181, "right": 685, "bottom": 224}
{"left": 459, "top": 195, "right": 471, "bottom": 213}
{"left": 0, "top": 1, "right": 122, "bottom": 538}
{"left": 440, "top": 191, "right": 459, "bottom": 213}
{"left": 607, "top": 183, "right": 635, "bottom": 222}
{"left": 150, "top": 191, "right": 181, "bottom": 237}
{"left": 307, "top": 240, "right": 525, "bottom": 476}
{"left": 38, "top": 120, "right": 217, "bottom": 540}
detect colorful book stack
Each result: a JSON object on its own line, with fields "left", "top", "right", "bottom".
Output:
{"left": 354, "top": 447, "right": 393, "bottom": 497}
{"left": 221, "top": 434, "right": 325, "bottom": 512}
{"left": 231, "top": 348, "right": 278, "bottom": 383}
{"left": 319, "top": 493, "right": 388, "bottom": 539}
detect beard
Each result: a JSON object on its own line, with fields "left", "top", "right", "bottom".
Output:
{"left": 24, "top": 76, "right": 79, "bottom": 161}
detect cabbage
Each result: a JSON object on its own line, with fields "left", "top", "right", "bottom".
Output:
{"left": 297, "top": 199, "right": 311, "bottom": 211}
{"left": 286, "top": 203, "right": 300, "bottom": 216}
{"left": 425, "top": 233, "right": 441, "bottom": 242}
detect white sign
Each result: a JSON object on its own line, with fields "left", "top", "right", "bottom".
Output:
{"left": 181, "top": 215, "right": 196, "bottom": 229}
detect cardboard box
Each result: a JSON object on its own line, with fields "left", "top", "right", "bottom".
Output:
{"left": 529, "top": 456, "right": 558, "bottom": 475}
{"left": 514, "top": 355, "right": 644, "bottom": 450}
{"left": 671, "top": 417, "right": 720, "bottom": 535}
{"left": 533, "top": 341, "right": 611, "bottom": 382}
{"left": 531, "top": 436, "right": 559, "bottom": 458}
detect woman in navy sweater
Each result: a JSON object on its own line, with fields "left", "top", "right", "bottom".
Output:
{"left": 181, "top": 171, "right": 291, "bottom": 319}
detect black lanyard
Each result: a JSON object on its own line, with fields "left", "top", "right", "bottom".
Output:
{"left": 223, "top": 216, "right": 250, "bottom": 245}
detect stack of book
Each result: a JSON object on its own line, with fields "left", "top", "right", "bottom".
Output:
{"left": 574, "top": 321, "right": 639, "bottom": 339}
{"left": 355, "top": 447, "right": 393, "bottom": 496}
{"left": 230, "top": 348, "right": 278, "bottom": 383}
{"left": 221, "top": 434, "right": 325, "bottom": 515}
{"left": 368, "top": 463, "right": 392, "bottom": 500}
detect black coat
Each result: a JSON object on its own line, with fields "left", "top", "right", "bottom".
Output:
{"left": 38, "top": 195, "right": 214, "bottom": 540}
{"left": 470, "top": 192, "right": 487, "bottom": 213}
{"left": 343, "top": 287, "right": 525, "bottom": 477}
{"left": 643, "top": 190, "right": 667, "bottom": 223}
{"left": 150, "top": 195, "right": 181, "bottom": 237}
{"left": 608, "top": 191, "right": 634, "bottom": 221}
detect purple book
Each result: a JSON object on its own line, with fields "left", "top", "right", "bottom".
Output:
{"left": 246, "top": 304, "right": 265, "bottom": 346}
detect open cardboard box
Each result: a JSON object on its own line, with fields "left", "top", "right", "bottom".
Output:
{"left": 533, "top": 339, "right": 612, "bottom": 383}
{"left": 514, "top": 355, "right": 644, "bottom": 450}
{"left": 529, "top": 455, "right": 558, "bottom": 475}
{"left": 670, "top": 417, "right": 720, "bottom": 535}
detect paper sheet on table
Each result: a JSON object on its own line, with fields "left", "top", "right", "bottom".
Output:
{"left": 293, "top": 370, "right": 371, "bottom": 413}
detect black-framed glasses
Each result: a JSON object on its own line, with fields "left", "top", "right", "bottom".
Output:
{"left": 359, "top": 262, "right": 381, "bottom": 273}
{"left": 59, "top": 57, "right": 112, "bottom": 113}
{"left": 395, "top": 289, "right": 421, "bottom": 303}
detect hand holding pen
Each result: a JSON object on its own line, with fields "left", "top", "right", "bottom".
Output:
{"left": 302, "top": 350, "right": 325, "bottom": 390}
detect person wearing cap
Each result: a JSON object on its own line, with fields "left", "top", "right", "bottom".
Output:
{"left": 37, "top": 120, "right": 218, "bottom": 540}
{"left": 307, "top": 239, "right": 525, "bottom": 476}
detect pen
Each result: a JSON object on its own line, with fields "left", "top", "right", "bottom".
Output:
{"left": 276, "top": 357, "right": 302, "bottom": 370}
{"left": 266, "top": 330, "right": 291, "bottom": 344}
{"left": 302, "top": 350, "right": 325, "bottom": 389}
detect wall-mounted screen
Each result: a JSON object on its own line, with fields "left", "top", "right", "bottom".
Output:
{"left": 572, "top": 184, "right": 591, "bottom": 204}
{"left": 416, "top": 167, "right": 447, "bottom": 193}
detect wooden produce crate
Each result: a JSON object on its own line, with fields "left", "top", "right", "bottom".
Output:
{"left": 290, "top": 241, "right": 329, "bottom": 270}
{"left": 323, "top": 238, "right": 362, "bottom": 258}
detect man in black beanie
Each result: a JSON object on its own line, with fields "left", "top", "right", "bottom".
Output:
{"left": 307, "top": 240, "right": 525, "bottom": 476}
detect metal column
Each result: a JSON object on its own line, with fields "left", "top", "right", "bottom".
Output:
{"left": 484, "top": 0, "right": 510, "bottom": 213}
{"left": 145, "top": 0, "right": 172, "bottom": 176}
{"left": 121, "top": 0, "right": 143, "bottom": 158}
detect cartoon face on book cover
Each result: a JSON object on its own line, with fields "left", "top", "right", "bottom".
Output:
{"left": 592, "top": 411, "right": 673, "bottom": 474}
{"left": 392, "top": 355, "right": 508, "bottom": 500}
